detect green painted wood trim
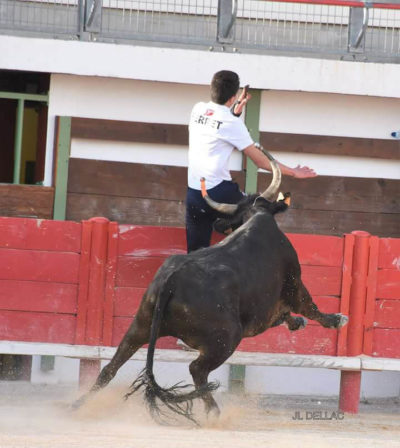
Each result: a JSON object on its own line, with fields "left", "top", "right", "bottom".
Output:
{"left": 0, "top": 91, "right": 48, "bottom": 103}
{"left": 244, "top": 89, "right": 261, "bottom": 194}
{"left": 228, "top": 90, "right": 262, "bottom": 394}
{"left": 13, "top": 99, "right": 24, "bottom": 184}
{"left": 53, "top": 117, "right": 71, "bottom": 221}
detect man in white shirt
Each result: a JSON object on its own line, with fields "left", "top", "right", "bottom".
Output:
{"left": 186, "top": 70, "right": 316, "bottom": 253}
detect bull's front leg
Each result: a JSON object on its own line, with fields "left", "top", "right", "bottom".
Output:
{"left": 270, "top": 312, "right": 307, "bottom": 331}
{"left": 285, "top": 314, "right": 308, "bottom": 331}
{"left": 290, "top": 282, "right": 348, "bottom": 329}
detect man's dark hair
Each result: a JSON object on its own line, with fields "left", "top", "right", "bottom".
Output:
{"left": 210, "top": 70, "right": 240, "bottom": 105}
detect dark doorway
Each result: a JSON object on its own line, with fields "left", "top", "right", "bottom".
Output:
{"left": 0, "top": 70, "right": 50, "bottom": 184}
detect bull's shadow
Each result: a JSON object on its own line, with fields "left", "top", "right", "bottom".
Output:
{"left": 74, "top": 146, "right": 348, "bottom": 425}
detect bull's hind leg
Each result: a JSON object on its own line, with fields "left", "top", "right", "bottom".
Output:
{"left": 291, "top": 282, "right": 348, "bottom": 329}
{"left": 189, "top": 329, "right": 241, "bottom": 417}
{"left": 73, "top": 315, "right": 150, "bottom": 408}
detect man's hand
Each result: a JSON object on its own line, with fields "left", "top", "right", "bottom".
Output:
{"left": 233, "top": 87, "right": 251, "bottom": 116}
{"left": 291, "top": 165, "right": 317, "bottom": 179}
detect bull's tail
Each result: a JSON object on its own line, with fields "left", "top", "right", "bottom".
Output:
{"left": 124, "top": 272, "right": 218, "bottom": 425}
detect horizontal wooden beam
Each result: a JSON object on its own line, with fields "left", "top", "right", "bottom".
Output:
{"left": 260, "top": 132, "right": 400, "bottom": 160}
{"left": 71, "top": 117, "right": 188, "bottom": 145}
{"left": 257, "top": 173, "right": 399, "bottom": 214}
{"left": 0, "top": 185, "right": 54, "bottom": 219}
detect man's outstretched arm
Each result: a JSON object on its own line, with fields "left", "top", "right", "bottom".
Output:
{"left": 243, "top": 144, "right": 317, "bottom": 179}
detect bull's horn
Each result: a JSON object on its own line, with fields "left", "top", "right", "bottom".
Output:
{"left": 200, "top": 178, "right": 238, "bottom": 215}
{"left": 255, "top": 143, "right": 282, "bottom": 201}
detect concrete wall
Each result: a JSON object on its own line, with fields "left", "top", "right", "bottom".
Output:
{"left": 2, "top": 35, "right": 400, "bottom": 97}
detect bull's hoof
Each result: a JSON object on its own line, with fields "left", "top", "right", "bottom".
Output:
{"left": 298, "top": 317, "right": 308, "bottom": 329}
{"left": 337, "top": 314, "right": 349, "bottom": 328}
{"left": 206, "top": 404, "right": 221, "bottom": 421}
{"left": 70, "top": 395, "right": 87, "bottom": 410}
{"left": 287, "top": 316, "right": 307, "bottom": 331}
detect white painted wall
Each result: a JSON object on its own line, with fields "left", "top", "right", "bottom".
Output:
{"left": 30, "top": 356, "right": 400, "bottom": 399}
{"left": 70, "top": 140, "right": 400, "bottom": 180}
{"left": 47, "top": 74, "right": 400, "bottom": 185}
{"left": 260, "top": 90, "right": 400, "bottom": 140}
{"left": 70, "top": 139, "right": 243, "bottom": 170}
{"left": 261, "top": 153, "right": 400, "bottom": 179}
{"left": 2, "top": 35, "right": 400, "bottom": 98}
{"left": 45, "top": 75, "right": 209, "bottom": 184}
{"left": 49, "top": 75, "right": 209, "bottom": 124}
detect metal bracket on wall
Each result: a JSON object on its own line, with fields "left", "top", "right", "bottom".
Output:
{"left": 217, "top": 0, "right": 237, "bottom": 44}
{"left": 348, "top": 4, "right": 370, "bottom": 53}
{"left": 85, "top": 0, "right": 103, "bottom": 33}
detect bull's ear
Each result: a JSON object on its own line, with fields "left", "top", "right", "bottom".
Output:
{"left": 213, "top": 218, "right": 232, "bottom": 235}
{"left": 277, "top": 191, "right": 291, "bottom": 206}
{"left": 283, "top": 192, "right": 291, "bottom": 206}
{"left": 271, "top": 201, "right": 289, "bottom": 215}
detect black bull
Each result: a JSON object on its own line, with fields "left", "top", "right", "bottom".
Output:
{"left": 74, "top": 150, "right": 348, "bottom": 424}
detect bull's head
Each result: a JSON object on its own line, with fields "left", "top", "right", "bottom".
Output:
{"left": 201, "top": 144, "right": 290, "bottom": 235}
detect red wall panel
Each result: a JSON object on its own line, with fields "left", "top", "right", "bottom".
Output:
{"left": 0, "top": 217, "right": 81, "bottom": 252}
{"left": 376, "top": 270, "right": 400, "bottom": 300}
{"left": 0, "top": 279, "right": 77, "bottom": 314}
{"left": 378, "top": 238, "right": 400, "bottom": 269}
{"left": 0, "top": 310, "right": 76, "bottom": 344}
{"left": 0, "top": 217, "right": 398, "bottom": 361}
{"left": 116, "top": 257, "right": 164, "bottom": 288}
{"left": 287, "top": 234, "right": 344, "bottom": 266}
{"left": 0, "top": 249, "right": 80, "bottom": 284}
{"left": 301, "top": 265, "right": 342, "bottom": 296}
{"left": 114, "top": 287, "right": 145, "bottom": 317}
{"left": 237, "top": 325, "right": 337, "bottom": 355}
{"left": 118, "top": 225, "right": 187, "bottom": 257}
{"left": 372, "top": 329, "right": 400, "bottom": 358}
{"left": 374, "top": 300, "right": 400, "bottom": 329}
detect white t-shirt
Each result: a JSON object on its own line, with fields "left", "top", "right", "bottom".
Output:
{"left": 188, "top": 101, "right": 253, "bottom": 190}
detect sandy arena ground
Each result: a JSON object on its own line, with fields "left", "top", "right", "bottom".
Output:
{"left": 0, "top": 382, "right": 399, "bottom": 448}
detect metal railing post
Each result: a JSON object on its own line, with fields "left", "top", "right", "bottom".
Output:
{"left": 348, "top": 5, "right": 370, "bottom": 54}
{"left": 13, "top": 99, "right": 24, "bottom": 184}
{"left": 217, "top": 0, "right": 238, "bottom": 44}
{"left": 78, "top": 0, "right": 85, "bottom": 39}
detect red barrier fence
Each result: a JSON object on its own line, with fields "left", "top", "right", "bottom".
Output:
{"left": 0, "top": 217, "right": 399, "bottom": 411}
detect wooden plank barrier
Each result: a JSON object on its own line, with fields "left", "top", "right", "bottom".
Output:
{"left": 0, "top": 217, "right": 399, "bottom": 412}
